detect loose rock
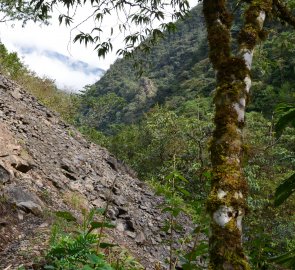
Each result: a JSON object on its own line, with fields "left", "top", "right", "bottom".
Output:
{"left": 0, "top": 73, "right": 194, "bottom": 269}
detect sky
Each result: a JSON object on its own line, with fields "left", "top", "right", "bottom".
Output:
{"left": 0, "top": 1, "right": 198, "bottom": 92}
{"left": 0, "top": 5, "right": 119, "bottom": 91}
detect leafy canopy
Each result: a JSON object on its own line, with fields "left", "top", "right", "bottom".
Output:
{"left": 0, "top": 0, "right": 49, "bottom": 24}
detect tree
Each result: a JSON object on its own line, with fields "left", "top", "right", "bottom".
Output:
{"left": 203, "top": 1, "right": 268, "bottom": 268}
{"left": 203, "top": 1, "right": 295, "bottom": 269}
{"left": 0, "top": 0, "right": 48, "bottom": 24}
{"left": 79, "top": 92, "right": 126, "bottom": 130}
{"left": 3, "top": 0, "right": 295, "bottom": 269}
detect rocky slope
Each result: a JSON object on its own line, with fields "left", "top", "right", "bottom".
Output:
{"left": 0, "top": 73, "right": 193, "bottom": 269}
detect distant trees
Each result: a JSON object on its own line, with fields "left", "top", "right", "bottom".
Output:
{"left": 79, "top": 91, "right": 126, "bottom": 130}
{"left": 0, "top": 43, "right": 26, "bottom": 77}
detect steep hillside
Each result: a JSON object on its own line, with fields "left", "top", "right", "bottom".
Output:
{"left": 79, "top": 5, "right": 214, "bottom": 132}
{"left": 0, "top": 73, "right": 193, "bottom": 269}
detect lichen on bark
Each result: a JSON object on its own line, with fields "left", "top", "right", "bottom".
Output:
{"left": 203, "top": 0, "right": 271, "bottom": 269}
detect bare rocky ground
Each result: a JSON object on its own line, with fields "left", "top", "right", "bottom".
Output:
{"left": 0, "top": 73, "right": 194, "bottom": 269}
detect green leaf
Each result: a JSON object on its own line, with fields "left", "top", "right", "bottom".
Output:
{"left": 161, "top": 206, "right": 173, "bottom": 213}
{"left": 165, "top": 171, "right": 188, "bottom": 183}
{"left": 274, "top": 172, "right": 295, "bottom": 206}
{"left": 193, "top": 226, "right": 201, "bottom": 234}
{"left": 174, "top": 172, "right": 189, "bottom": 183}
{"left": 99, "top": 242, "right": 117, "bottom": 248}
{"left": 162, "top": 206, "right": 183, "bottom": 217}
{"left": 87, "top": 253, "right": 104, "bottom": 264}
{"left": 174, "top": 223, "right": 184, "bottom": 231}
{"left": 90, "top": 221, "right": 116, "bottom": 229}
{"left": 55, "top": 211, "right": 77, "bottom": 222}
{"left": 203, "top": 171, "right": 212, "bottom": 180}
{"left": 161, "top": 223, "right": 171, "bottom": 233}
{"left": 270, "top": 249, "right": 295, "bottom": 268}
{"left": 165, "top": 171, "right": 175, "bottom": 180}
{"left": 176, "top": 186, "right": 190, "bottom": 197}
{"left": 172, "top": 207, "right": 183, "bottom": 217}
{"left": 276, "top": 103, "right": 295, "bottom": 114}
{"left": 275, "top": 106, "right": 295, "bottom": 138}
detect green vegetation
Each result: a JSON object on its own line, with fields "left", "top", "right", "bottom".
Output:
{"left": 75, "top": 4, "right": 294, "bottom": 268}
{"left": 155, "top": 162, "right": 209, "bottom": 269}
{"left": 274, "top": 104, "right": 295, "bottom": 207}
{"left": 0, "top": 0, "right": 47, "bottom": 24}
{"left": 79, "top": 5, "right": 295, "bottom": 133}
{"left": 45, "top": 209, "right": 143, "bottom": 270}
{"left": 269, "top": 104, "right": 295, "bottom": 269}
{"left": 45, "top": 209, "right": 114, "bottom": 270}
{"left": 78, "top": 6, "right": 210, "bottom": 133}
{"left": 0, "top": 1, "right": 294, "bottom": 269}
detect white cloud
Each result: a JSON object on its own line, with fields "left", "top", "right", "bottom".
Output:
{"left": 22, "top": 50, "right": 100, "bottom": 91}
{"left": 0, "top": 6, "right": 119, "bottom": 91}
{"left": 0, "top": 5, "right": 121, "bottom": 69}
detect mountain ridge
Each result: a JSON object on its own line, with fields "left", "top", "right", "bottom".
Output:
{"left": 79, "top": 5, "right": 213, "bottom": 132}
{"left": 79, "top": 4, "right": 295, "bottom": 133}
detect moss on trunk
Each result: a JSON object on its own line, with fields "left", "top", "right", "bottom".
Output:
{"left": 203, "top": 0, "right": 271, "bottom": 269}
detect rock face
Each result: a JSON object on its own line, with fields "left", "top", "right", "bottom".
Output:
{"left": 0, "top": 74, "right": 193, "bottom": 269}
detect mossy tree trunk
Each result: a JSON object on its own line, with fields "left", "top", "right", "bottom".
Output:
{"left": 203, "top": 1, "right": 271, "bottom": 269}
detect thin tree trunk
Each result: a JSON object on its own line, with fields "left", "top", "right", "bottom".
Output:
{"left": 203, "top": 1, "right": 270, "bottom": 269}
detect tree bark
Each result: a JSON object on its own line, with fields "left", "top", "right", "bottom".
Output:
{"left": 203, "top": 1, "right": 270, "bottom": 269}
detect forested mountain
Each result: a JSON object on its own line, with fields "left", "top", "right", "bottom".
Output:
{"left": 74, "top": 4, "right": 295, "bottom": 269}
{"left": 79, "top": 4, "right": 295, "bottom": 132}
{"left": 0, "top": 1, "right": 294, "bottom": 269}
{"left": 78, "top": 5, "right": 213, "bottom": 131}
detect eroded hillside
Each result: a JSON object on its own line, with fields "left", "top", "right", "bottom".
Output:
{"left": 0, "top": 73, "right": 193, "bottom": 269}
